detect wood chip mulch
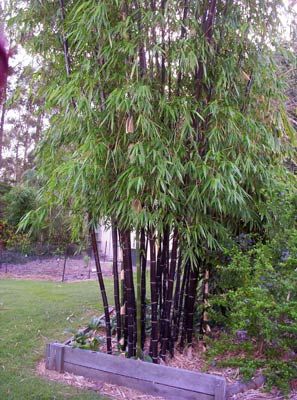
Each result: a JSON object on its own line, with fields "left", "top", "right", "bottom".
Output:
{"left": 37, "top": 338, "right": 297, "bottom": 400}
{"left": 37, "top": 361, "right": 165, "bottom": 400}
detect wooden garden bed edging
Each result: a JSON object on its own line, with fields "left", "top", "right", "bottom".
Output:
{"left": 45, "top": 342, "right": 226, "bottom": 400}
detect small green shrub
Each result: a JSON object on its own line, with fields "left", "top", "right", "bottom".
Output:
{"left": 211, "top": 225, "right": 297, "bottom": 343}
{"left": 208, "top": 228, "right": 297, "bottom": 393}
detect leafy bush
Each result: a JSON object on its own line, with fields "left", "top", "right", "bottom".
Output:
{"left": 0, "top": 219, "right": 32, "bottom": 252}
{"left": 4, "top": 185, "right": 37, "bottom": 228}
{"left": 211, "top": 231, "right": 297, "bottom": 349}
{"left": 2, "top": 182, "right": 74, "bottom": 252}
{"left": 208, "top": 227, "right": 297, "bottom": 393}
{"left": 0, "top": 181, "right": 11, "bottom": 219}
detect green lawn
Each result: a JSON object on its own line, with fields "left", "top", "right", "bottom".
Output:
{"left": 0, "top": 279, "right": 112, "bottom": 400}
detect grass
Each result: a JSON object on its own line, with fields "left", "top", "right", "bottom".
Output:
{"left": 0, "top": 279, "right": 113, "bottom": 400}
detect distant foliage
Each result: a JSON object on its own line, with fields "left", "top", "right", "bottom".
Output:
{"left": 0, "top": 181, "right": 11, "bottom": 218}
{"left": 0, "top": 219, "right": 31, "bottom": 252}
{"left": 4, "top": 184, "right": 37, "bottom": 228}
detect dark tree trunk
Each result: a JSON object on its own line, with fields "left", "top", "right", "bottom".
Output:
{"left": 172, "top": 253, "right": 182, "bottom": 342}
{"left": 140, "top": 228, "right": 147, "bottom": 349}
{"left": 176, "top": 0, "right": 189, "bottom": 96}
{"left": 90, "top": 227, "right": 112, "bottom": 354}
{"left": 186, "top": 266, "right": 200, "bottom": 346}
{"left": 156, "top": 238, "right": 162, "bottom": 325}
{"left": 58, "top": 0, "right": 72, "bottom": 77}
{"left": 160, "top": 226, "right": 170, "bottom": 338}
{"left": 200, "top": 268, "right": 211, "bottom": 336}
{"left": 120, "top": 240, "right": 127, "bottom": 349}
{"left": 149, "top": 230, "right": 158, "bottom": 363}
{"left": 120, "top": 229, "right": 136, "bottom": 358}
{"left": 160, "top": 228, "right": 178, "bottom": 360}
{"left": 112, "top": 222, "right": 121, "bottom": 344}
{"left": 160, "top": 0, "right": 167, "bottom": 96}
{"left": 175, "top": 259, "right": 189, "bottom": 342}
{"left": 179, "top": 261, "right": 190, "bottom": 348}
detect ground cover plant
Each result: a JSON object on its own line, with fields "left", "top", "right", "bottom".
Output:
{"left": 0, "top": 279, "right": 110, "bottom": 400}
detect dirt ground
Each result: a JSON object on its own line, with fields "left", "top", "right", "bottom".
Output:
{"left": 0, "top": 256, "right": 113, "bottom": 281}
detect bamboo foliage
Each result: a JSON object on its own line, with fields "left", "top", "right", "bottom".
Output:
{"left": 9, "top": 0, "right": 295, "bottom": 362}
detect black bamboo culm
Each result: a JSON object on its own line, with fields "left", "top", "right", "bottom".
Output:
{"left": 186, "top": 266, "right": 199, "bottom": 346}
{"left": 58, "top": 0, "right": 72, "bottom": 77}
{"left": 120, "top": 229, "right": 136, "bottom": 358}
{"left": 149, "top": 230, "right": 159, "bottom": 363}
{"left": 58, "top": 0, "right": 76, "bottom": 110}
{"left": 156, "top": 238, "right": 162, "bottom": 324}
{"left": 179, "top": 261, "right": 191, "bottom": 348}
{"left": 90, "top": 227, "right": 112, "bottom": 354}
{"left": 160, "top": 226, "right": 170, "bottom": 339}
{"left": 200, "top": 268, "right": 210, "bottom": 337}
{"left": 136, "top": 229, "right": 142, "bottom": 358}
{"left": 172, "top": 252, "right": 182, "bottom": 342}
{"left": 176, "top": 0, "right": 189, "bottom": 96}
{"left": 175, "top": 260, "right": 189, "bottom": 342}
{"left": 111, "top": 222, "right": 121, "bottom": 344}
{"left": 160, "top": 228, "right": 178, "bottom": 360}
{"left": 140, "top": 228, "right": 147, "bottom": 349}
{"left": 119, "top": 242, "right": 127, "bottom": 349}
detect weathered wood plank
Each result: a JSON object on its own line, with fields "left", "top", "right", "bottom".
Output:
{"left": 62, "top": 346, "right": 225, "bottom": 395}
{"left": 46, "top": 343, "right": 226, "bottom": 400}
{"left": 45, "top": 343, "right": 51, "bottom": 369}
{"left": 64, "top": 362, "right": 213, "bottom": 400}
{"left": 47, "top": 343, "right": 65, "bottom": 372}
{"left": 55, "top": 344, "right": 64, "bottom": 373}
{"left": 214, "top": 380, "right": 226, "bottom": 400}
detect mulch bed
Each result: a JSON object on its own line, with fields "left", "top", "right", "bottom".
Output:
{"left": 39, "top": 324, "right": 297, "bottom": 400}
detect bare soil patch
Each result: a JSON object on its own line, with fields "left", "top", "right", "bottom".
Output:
{"left": 0, "top": 257, "right": 112, "bottom": 281}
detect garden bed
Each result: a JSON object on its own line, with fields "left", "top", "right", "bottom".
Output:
{"left": 45, "top": 341, "right": 227, "bottom": 400}
{"left": 45, "top": 311, "right": 296, "bottom": 400}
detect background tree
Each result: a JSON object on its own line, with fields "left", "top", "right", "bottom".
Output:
{"left": 0, "top": 63, "right": 45, "bottom": 182}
